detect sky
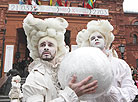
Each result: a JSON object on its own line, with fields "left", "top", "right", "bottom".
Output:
{"left": 123, "top": 0, "right": 138, "bottom": 13}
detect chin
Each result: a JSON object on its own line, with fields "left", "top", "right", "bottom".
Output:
{"left": 93, "top": 45, "right": 100, "bottom": 49}
{"left": 42, "top": 58, "right": 52, "bottom": 61}
{"left": 42, "top": 56, "right": 55, "bottom": 61}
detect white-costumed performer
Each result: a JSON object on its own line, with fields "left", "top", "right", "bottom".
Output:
{"left": 9, "top": 75, "right": 23, "bottom": 102}
{"left": 22, "top": 14, "right": 98, "bottom": 102}
{"left": 76, "top": 20, "right": 138, "bottom": 102}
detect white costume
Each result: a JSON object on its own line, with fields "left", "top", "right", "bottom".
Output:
{"left": 23, "top": 58, "right": 78, "bottom": 102}
{"left": 22, "top": 14, "right": 79, "bottom": 102}
{"left": 76, "top": 20, "right": 138, "bottom": 102}
{"left": 89, "top": 57, "right": 137, "bottom": 102}
{"left": 9, "top": 75, "right": 23, "bottom": 102}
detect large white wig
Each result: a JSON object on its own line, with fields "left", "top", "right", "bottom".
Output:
{"left": 76, "top": 20, "right": 114, "bottom": 50}
{"left": 12, "top": 75, "right": 21, "bottom": 83}
{"left": 23, "top": 14, "right": 68, "bottom": 59}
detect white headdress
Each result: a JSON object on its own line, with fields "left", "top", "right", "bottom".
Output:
{"left": 76, "top": 20, "right": 114, "bottom": 49}
{"left": 12, "top": 75, "right": 21, "bottom": 83}
{"left": 23, "top": 14, "right": 69, "bottom": 59}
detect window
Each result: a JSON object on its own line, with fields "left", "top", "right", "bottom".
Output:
{"left": 134, "top": 21, "right": 138, "bottom": 25}
{"left": 133, "top": 34, "right": 137, "bottom": 44}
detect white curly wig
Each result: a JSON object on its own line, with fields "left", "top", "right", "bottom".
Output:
{"left": 12, "top": 75, "right": 21, "bottom": 82}
{"left": 76, "top": 20, "right": 114, "bottom": 49}
{"left": 23, "top": 14, "right": 69, "bottom": 60}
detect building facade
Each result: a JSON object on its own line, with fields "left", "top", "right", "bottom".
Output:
{"left": 0, "top": 0, "right": 138, "bottom": 77}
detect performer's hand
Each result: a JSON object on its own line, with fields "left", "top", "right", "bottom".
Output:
{"left": 68, "top": 75, "right": 98, "bottom": 97}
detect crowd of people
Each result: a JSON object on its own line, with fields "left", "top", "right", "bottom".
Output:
{"left": 12, "top": 57, "right": 33, "bottom": 78}
{"left": 0, "top": 57, "right": 32, "bottom": 95}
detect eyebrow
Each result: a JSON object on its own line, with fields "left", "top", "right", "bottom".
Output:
{"left": 48, "top": 42, "right": 53, "bottom": 44}
{"left": 40, "top": 42, "right": 45, "bottom": 45}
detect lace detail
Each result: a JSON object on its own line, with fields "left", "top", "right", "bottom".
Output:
{"left": 44, "top": 66, "right": 61, "bottom": 91}
{"left": 30, "top": 58, "right": 62, "bottom": 92}
{"left": 39, "top": 58, "right": 62, "bottom": 91}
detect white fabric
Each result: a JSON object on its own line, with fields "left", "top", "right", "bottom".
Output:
{"left": 86, "top": 57, "right": 138, "bottom": 102}
{"left": 11, "top": 99, "right": 20, "bottom": 102}
{"left": 31, "top": 0, "right": 37, "bottom": 7}
{"left": 58, "top": 47, "right": 113, "bottom": 100}
{"left": 108, "top": 48, "right": 118, "bottom": 58}
{"left": 22, "top": 58, "right": 79, "bottom": 102}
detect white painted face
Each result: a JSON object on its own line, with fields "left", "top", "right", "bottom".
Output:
{"left": 89, "top": 31, "right": 105, "bottom": 50}
{"left": 38, "top": 36, "right": 57, "bottom": 61}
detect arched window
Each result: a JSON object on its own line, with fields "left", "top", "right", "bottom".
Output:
{"left": 134, "top": 21, "right": 138, "bottom": 25}
{"left": 133, "top": 34, "right": 137, "bottom": 44}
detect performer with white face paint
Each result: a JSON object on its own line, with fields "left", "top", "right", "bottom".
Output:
{"left": 22, "top": 14, "right": 98, "bottom": 102}
{"left": 38, "top": 37, "right": 57, "bottom": 62}
{"left": 89, "top": 32, "right": 105, "bottom": 50}
{"left": 76, "top": 20, "right": 138, "bottom": 102}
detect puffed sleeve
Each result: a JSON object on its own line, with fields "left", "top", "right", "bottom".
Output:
{"left": 104, "top": 57, "right": 138, "bottom": 102}
{"left": 22, "top": 84, "right": 45, "bottom": 102}
{"left": 22, "top": 70, "right": 48, "bottom": 102}
{"left": 50, "top": 86, "right": 79, "bottom": 102}
{"left": 23, "top": 84, "right": 79, "bottom": 102}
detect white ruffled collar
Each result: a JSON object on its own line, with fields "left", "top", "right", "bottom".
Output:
{"left": 34, "top": 58, "right": 61, "bottom": 68}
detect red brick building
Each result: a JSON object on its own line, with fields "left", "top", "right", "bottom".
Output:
{"left": 0, "top": 0, "right": 138, "bottom": 76}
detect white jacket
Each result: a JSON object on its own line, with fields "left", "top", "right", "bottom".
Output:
{"left": 22, "top": 58, "right": 79, "bottom": 102}
{"left": 88, "top": 57, "right": 138, "bottom": 102}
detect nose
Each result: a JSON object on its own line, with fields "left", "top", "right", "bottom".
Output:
{"left": 95, "top": 37, "right": 98, "bottom": 41}
{"left": 44, "top": 47, "right": 49, "bottom": 51}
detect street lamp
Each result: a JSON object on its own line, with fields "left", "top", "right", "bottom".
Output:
{"left": 118, "top": 44, "right": 125, "bottom": 59}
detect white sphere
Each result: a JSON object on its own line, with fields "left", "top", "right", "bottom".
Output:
{"left": 58, "top": 47, "right": 113, "bottom": 100}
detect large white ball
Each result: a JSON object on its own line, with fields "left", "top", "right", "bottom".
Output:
{"left": 58, "top": 47, "right": 113, "bottom": 100}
